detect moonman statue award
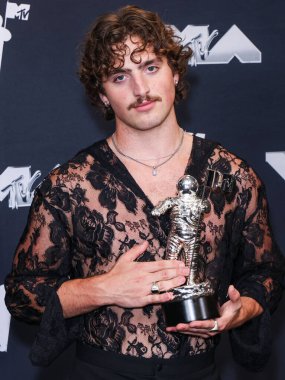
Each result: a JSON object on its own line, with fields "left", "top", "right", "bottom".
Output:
{"left": 151, "top": 175, "right": 219, "bottom": 327}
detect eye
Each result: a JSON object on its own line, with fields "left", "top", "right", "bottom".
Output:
{"left": 113, "top": 74, "right": 126, "bottom": 83}
{"left": 147, "top": 65, "right": 159, "bottom": 73}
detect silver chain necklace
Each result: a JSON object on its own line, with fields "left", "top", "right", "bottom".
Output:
{"left": 111, "top": 129, "right": 185, "bottom": 176}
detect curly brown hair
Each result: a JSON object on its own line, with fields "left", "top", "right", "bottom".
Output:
{"left": 79, "top": 5, "right": 192, "bottom": 120}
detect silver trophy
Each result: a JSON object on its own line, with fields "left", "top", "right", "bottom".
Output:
{"left": 151, "top": 174, "right": 219, "bottom": 326}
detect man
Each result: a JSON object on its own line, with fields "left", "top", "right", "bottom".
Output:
{"left": 5, "top": 5, "right": 284, "bottom": 380}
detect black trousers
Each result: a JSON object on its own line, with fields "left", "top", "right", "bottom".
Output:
{"left": 68, "top": 343, "right": 221, "bottom": 380}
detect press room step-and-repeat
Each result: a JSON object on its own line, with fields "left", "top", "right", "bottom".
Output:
{"left": 1, "top": 1, "right": 284, "bottom": 379}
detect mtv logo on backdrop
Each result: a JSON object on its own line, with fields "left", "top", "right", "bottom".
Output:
{"left": 5, "top": 2, "right": 30, "bottom": 20}
{"left": 0, "top": 166, "right": 41, "bottom": 209}
{"left": 172, "top": 24, "right": 261, "bottom": 65}
{"left": 0, "top": 2, "right": 31, "bottom": 71}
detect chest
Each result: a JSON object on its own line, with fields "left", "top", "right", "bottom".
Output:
{"left": 124, "top": 160, "right": 188, "bottom": 206}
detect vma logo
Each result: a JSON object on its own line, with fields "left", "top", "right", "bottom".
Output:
{"left": 0, "top": 166, "right": 41, "bottom": 209}
{"left": 0, "top": 1, "right": 31, "bottom": 71}
{"left": 172, "top": 24, "right": 261, "bottom": 66}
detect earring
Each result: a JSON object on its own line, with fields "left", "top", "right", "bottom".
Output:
{"left": 103, "top": 101, "right": 110, "bottom": 108}
{"left": 174, "top": 80, "right": 178, "bottom": 86}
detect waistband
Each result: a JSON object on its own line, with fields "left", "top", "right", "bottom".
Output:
{"left": 76, "top": 343, "right": 216, "bottom": 377}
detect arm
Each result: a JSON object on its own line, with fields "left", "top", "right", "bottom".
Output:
{"left": 4, "top": 184, "right": 73, "bottom": 323}
{"left": 57, "top": 240, "right": 190, "bottom": 318}
{"left": 232, "top": 180, "right": 284, "bottom": 313}
{"left": 228, "top": 172, "right": 284, "bottom": 370}
{"left": 151, "top": 197, "right": 175, "bottom": 216}
{"left": 4, "top": 182, "right": 77, "bottom": 366}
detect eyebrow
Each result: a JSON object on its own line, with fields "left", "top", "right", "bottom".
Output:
{"left": 109, "top": 57, "right": 162, "bottom": 76}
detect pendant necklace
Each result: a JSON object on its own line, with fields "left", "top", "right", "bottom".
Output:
{"left": 111, "top": 129, "right": 185, "bottom": 176}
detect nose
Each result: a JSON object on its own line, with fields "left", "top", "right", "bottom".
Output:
{"left": 132, "top": 73, "right": 150, "bottom": 98}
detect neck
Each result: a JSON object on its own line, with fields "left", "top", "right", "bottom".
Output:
{"left": 112, "top": 124, "right": 182, "bottom": 160}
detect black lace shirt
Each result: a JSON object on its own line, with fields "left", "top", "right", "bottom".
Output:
{"left": 5, "top": 136, "right": 284, "bottom": 369}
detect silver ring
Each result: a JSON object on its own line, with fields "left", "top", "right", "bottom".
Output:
{"left": 151, "top": 281, "right": 160, "bottom": 294}
{"left": 209, "top": 319, "right": 219, "bottom": 332}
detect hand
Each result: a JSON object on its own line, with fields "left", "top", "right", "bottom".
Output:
{"left": 93, "top": 241, "right": 190, "bottom": 308}
{"left": 166, "top": 285, "right": 263, "bottom": 338}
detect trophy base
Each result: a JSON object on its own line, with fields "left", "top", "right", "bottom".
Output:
{"left": 162, "top": 294, "right": 219, "bottom": 327}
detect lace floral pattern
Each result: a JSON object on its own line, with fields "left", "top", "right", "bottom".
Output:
{"left": 5, "top": 136, "right": 284, "bottom": 367}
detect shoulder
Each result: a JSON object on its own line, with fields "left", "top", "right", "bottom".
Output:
{"left": 191, "top": 134, "right": 219, "bottom": 162}
{"left": 192, "top": 135, "right": 264, "bottom": 192}
{"left": 209, "top": 142, "right": 264, "bottom": 195}
{"left": 36, "top": 139, "right": 107, "bottom": 199}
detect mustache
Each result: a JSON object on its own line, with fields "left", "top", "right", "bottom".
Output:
{"left": 127, "top": 95, "right": 162, "bottom": 110}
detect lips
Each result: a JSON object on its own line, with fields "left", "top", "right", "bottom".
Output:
{"left": 127, "top": 95, "right": 162, "bottom": 111}
{"left": 134, "top": 100, "right": 156, "bottom": 111}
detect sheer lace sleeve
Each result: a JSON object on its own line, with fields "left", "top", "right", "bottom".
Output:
{"left": 235, "top": 178, "right": 283, "bottom": 310}
{"left": 229, "top": 164, "right": 284, "bottom": 371}
{"left": 4, "top": 175, "right": 81, "bottom": 365}
{"left": 5, "top": 177, "right": 72, "bottom": 322}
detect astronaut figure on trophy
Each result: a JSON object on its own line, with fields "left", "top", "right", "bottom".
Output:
{"left": 151, "top": 174, "right": 219, "bottom": 326}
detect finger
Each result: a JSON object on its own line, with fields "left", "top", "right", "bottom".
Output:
{"left": 228, "top": 284, "right": 240, "bottom": 303}
{"left": 141, "top": 292, "right": 174, "bottom": 306}
{"left": 119, "top": 241, "right": 149, "bottom": 262}
{"left": 176, "top": 328, "right": 219, "bottom": 337}
{"left": 166, "top": 325, "right": 215, "bottom": 338}
{"left": 148, "top": 266, "right": 189, "bottom": 283}
{"left": 183, "top": 320, "right": 219, "bottom": 331}
{"left": 167, "top": 320, "right": 221, "bottom": 333}
{"left": 143, "top": 259, "right": 187, "bottom": 272}
{"left": 150, "top": 276, "right": 187, "bottom": 293}
{"left": 179, "top": 331, "right": 213, "bottom": 338}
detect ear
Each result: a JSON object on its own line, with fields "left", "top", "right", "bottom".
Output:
{"left": 174, "top": 72, "right": 179, "bottom": 86}
{"left": 99, "top": 93, "right": 110, "bottom": 107}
